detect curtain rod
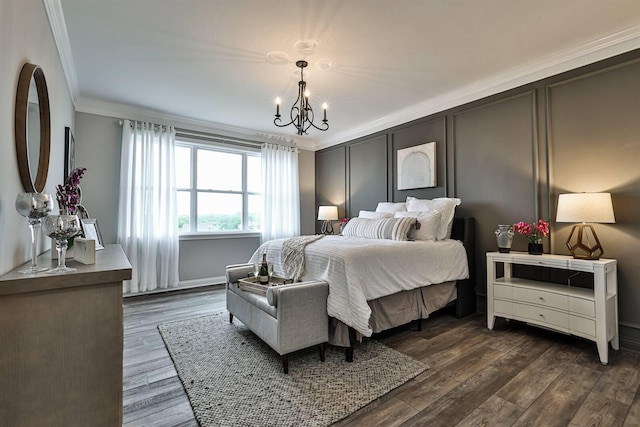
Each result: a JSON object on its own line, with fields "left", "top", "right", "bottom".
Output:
{"left": 175, "top": 128, "right": 264, "bottom": 149}
{"left": 118, "top": 120, "right": 170, "bottom": 131}
{"left": 118, "top": 120, "right": 295, "bottom": 150}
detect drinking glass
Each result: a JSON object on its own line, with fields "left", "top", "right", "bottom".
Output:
{"left": 42, "top": 214, "right": 81, "bottom": 274}
{"left": 268, "top": 263, "right": 274, "bottom": 280}
{"left": 253, "top": 263, "right": 260, "bottom": 281}
{"left": 15, "top": 192, "right": 53, "bottom": 273}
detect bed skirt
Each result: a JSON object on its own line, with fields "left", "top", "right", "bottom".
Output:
{"left": 328, "top": 281, "right": 457, "bottom": 346}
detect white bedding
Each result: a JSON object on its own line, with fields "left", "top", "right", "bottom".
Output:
{"left": 249, "top": 235, "right": 469, "bottom": 337}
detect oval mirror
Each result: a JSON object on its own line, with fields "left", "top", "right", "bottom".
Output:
{"left": 15, "top": 63, "right": 51, "bottom": 193}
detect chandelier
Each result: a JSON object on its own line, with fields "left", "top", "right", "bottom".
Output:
{"left": 274, "top": 60, "right": 329, "bottom": 135}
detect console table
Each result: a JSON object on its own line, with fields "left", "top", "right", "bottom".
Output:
{"left": 0, "top": 244, "right": 131, "bottom": 426}
{"left": 486, "top": 251, "right": 618, "bottom": 364}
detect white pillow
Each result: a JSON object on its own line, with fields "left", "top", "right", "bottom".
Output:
{"left": 395, "top": 211, "right": 441, "bottom": 241}
{"left": 375, "top": 202, "right": 407, "bottom": 214}
{"left": 341, "top": 217, "right": 416, "bottom": 241}
{"left": 406, "top": 196, "right": 461, "bottom": 240}
{"left": 358, "top": 210, "right": 393, "bottom": 219}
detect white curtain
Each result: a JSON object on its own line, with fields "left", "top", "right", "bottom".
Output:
{"left": 118, "top": 120, "right": 179, "bottom": 294}
{"left": 261, "top": 143, "right": 300, "bottom": 242}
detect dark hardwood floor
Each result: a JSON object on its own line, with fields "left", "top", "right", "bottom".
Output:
{"left": 123, "top": 287, "right": 640, "bottom": 427}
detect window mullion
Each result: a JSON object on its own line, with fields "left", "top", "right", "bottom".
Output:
{"left": 191, "top": 147, "right": 197, "bottom": 233}
{"left": 242, "top": 153, "right": 248, "bottom": 231}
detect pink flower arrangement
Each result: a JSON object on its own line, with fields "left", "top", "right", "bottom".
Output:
{"left": 514, "top": 219, "right": 549, "bottom": 244}
{"left": 56, "top": 167, "right": 86, "bottom": 215}
{"left": 338, "top": 217, "right": 350, "bottom": 228}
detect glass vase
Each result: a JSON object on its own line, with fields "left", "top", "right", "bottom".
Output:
{"left": 43, "top": 214, "right": 81, "bottom": 274}
{"left": 15, "top": 192, "right": 53, "bottom": 273}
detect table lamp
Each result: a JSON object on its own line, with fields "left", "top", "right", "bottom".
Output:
{"left": 556, "top": 193, "right": 615, "bottom": 260}
{"left": 317, "top": 206, "right": 338, "bottom": 235}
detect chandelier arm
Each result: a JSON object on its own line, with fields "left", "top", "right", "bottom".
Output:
{"left": 274, "top": 106, "right": 300, "bottom": 128}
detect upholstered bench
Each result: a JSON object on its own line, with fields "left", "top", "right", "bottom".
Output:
{"left": 225, "top": 264, "right": 329, "bottom": 374}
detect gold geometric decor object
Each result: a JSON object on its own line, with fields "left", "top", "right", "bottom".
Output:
{"left": 566, "top": 223, "right": 604, "bottom": 260}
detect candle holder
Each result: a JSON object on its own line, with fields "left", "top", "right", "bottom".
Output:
{"left": 42, "top": 214, "right": 81, "bottom": 274}
{"left": 15, "top": 192, "right": 53, "bottom": 273}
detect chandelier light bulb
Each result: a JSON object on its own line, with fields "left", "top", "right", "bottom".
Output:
{"left": 304, "top": 90, "right": 310, "bottom": 98}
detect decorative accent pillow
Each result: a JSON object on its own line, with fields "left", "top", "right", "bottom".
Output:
{"left": 395, "top": 210, "right": 441, "bottom": 241}
{"left": 406, "top": 196, "right": 461, "bottom": 240}
{"left": 374, "top": 202, "right": 407, "bottom": 214}
{"left": 341, "top": 217, "right": 417, "bottom": 241}
{"left": 358, "top": 210, "right": 394, "bottom": 219}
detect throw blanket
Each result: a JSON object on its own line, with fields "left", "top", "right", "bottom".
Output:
{"left": 281, "top": 235, "right": 324, "bottom": 281}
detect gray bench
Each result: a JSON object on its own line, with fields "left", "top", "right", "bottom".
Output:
{"left": 225, "top": 264, "right": 329, "bottom": 373}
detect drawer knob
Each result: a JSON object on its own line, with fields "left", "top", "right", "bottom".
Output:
{"left": 539, "top": 297, "right": 545, "bottom": 301}
{"left": 539, "top": 314, "right": 545, "bottom": 318}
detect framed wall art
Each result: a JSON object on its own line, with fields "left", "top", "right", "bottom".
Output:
{"left": 397, "top": 141, "right": 436, "bottom": 190}
{"left": 64, "top": 126, "right": 75, "bottom": 180}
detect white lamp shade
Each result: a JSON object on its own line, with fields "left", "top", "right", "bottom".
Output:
{"left": 556, "top": 193, "right": 615, "bottom": 223}
{"left": 317, "top": 205, "right": 338, "bottom": 221}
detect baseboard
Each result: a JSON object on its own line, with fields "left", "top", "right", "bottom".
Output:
{"left": 619, "top": 322, "right": 640, "bottom": 353}
{"left": 179, "top": 276, "right": 225, "bottom": 288}
{"left": 123, "top": 276, "right": 225, "bottom": 298}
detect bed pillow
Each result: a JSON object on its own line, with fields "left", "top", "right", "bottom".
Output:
{"left": 406, "top": 196, "right": 461, "bottom": 240}
{"left": 341, "top": 217, "right": 416, "bottom": 241}
{"left": 358, "top": 210, "right": 393, "bottom": 219}
{"left": 394, "top": 210, "right": 441, "bottom": 241}
{"left": 374, "top": 202, "right": 407, "bottom": 214}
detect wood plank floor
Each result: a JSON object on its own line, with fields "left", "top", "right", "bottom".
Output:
{"left": 123, "top": 287, "right": 640, "bottom": 426}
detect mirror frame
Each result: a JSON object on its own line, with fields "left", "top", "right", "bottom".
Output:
{"left": 15, "top": 63, "right": 51, "bottom": 193}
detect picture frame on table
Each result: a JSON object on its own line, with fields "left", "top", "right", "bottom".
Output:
{"left": 64, "top": 126, "right": 75, "bottom": 180}
{"left": 80, "top": 218, "right": 104, "bottom": 250}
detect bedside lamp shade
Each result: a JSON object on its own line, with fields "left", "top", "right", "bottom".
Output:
{"left": 318, "top": 206, "right": 338, "bottom": 234}
{"left": 556, "top": 193, "right": 615, "bottom": 260}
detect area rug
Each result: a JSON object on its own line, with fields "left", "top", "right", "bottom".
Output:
{"left": 158, "top": 313, "right": 428, "bottom": 427}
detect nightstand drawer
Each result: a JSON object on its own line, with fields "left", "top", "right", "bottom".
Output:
{"left": 570, "top": 315, "right": 596, "bottom": 338}
{"left": 569, "top": 297, "right": 595, "bottom": 318}
{"left": 513, "top": 287, "right": 568, "bottom": 311}
{"left": 513, "top": 302, "right": 569, "bottom": 330}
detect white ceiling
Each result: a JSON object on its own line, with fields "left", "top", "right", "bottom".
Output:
{"left": 57, "top": 0, "right": 640, "bottom": 150}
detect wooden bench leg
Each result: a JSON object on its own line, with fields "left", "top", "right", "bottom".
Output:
{"left": 345, "top": 327, "right": 356, "bottom": 362}
{"left": 319, "top": 343, "right": 325, "bottom": 362}
{"left": 282, "top": 354, "right": 289, "bottom": 374}
{"left": 229, "top": 313, "right": 234, "bottom": 323}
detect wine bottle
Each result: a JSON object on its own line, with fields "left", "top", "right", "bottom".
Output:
{"left": 259, "top": 253, "right": 269, "bottom": 284}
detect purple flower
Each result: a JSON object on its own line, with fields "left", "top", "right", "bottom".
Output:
{"left": 56, "top": 167, "right": 86, "bottom": 215}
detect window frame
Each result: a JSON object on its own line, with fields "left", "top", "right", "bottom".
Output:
{"left": 176, "top": 139, "right": 261, "bottom": 237}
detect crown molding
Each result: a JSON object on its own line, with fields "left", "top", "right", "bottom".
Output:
{"left": 43, "top": 0, "right": 79, "bottom": 106}
{"left": 314, "top": 24, "right": 640, "bottom": 151}
{"left": 75, "top": 97, "right": 317, "bottom": 150}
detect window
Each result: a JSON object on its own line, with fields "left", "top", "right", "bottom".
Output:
{"left": 176, "top": 141, "right": 261, "bottom": 234}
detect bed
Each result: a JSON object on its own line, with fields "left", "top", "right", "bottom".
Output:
{"left": 248, "top": 215, "right": 476, "bottom": 357}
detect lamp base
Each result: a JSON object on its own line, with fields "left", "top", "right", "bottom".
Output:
{"left": 320, "top": 220, "right": 334, "bottom": 235}
{"left": 566, "top": 224, "right": 604, "bottom": 260}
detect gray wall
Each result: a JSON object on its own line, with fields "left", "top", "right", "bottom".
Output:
{"left": 316, "top": 50, "right": 640, "bottom": 351}
{"left": 1, "top": 0, "right": 76, "bottom": 275}
{"left": 74, "top": 112, "right": 316, "bottom": 284}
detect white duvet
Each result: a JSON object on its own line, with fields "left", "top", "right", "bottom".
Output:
{"left": 249, "top": 236, "right": 469, "bottom": 337}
